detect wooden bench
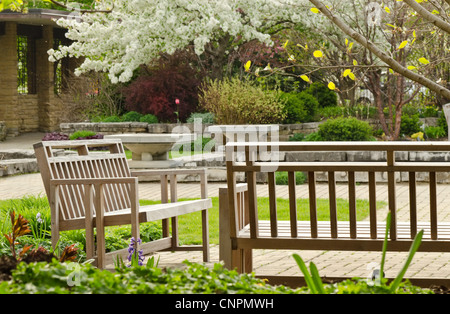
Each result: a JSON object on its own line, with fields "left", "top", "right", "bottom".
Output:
{"left": 219, "top": 141, "right": 450, "bottom": 286}
{"left": 34, "top": 139, "right": 211, "bottom": 268}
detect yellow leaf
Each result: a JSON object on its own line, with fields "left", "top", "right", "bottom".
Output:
{"left": 418, "top": 57, "right": 430, "bottom": 65}
{"left": 328, "top": 82, "right": 336, "bottom": 90}
{"left": 397, "top": 40, "right": 408, "bottom": 50}
{"left": 313, "top": 50, "right": 323, "bottom": 58}
{"left": 389, "top": 68, "right": 394, "bottom": 74}
{"left": 283, "top": 40, "right": 289, "bottom": 49}
{"left": 353, "top": 59, "right": 358, "bottom": 66}
{"left": 310, "top": 7, "right": 320, "bottom": 14}
{"left": 343, "top": 69, "right": 352, "bottom": 77}
{"left": 413, "top": 30, "right": 416, "bottom": 38}
{"left": 348, "top": 42, "right": 353, "bottom": 51}
{"left": 300, "top": 75, "right": 310, "bottom": 82}
{"left": 348, "top": 72, "right": 356, "bottom": 80}
{"left": 345, "top": 38, "right": 349, "bottom": 46}
{"left": 385, "top": 6, "right": 390, "bottom": 13}
{"left": 407, "top": 65, "right": 417, "bottom": 70}
{"left": 244, "top": 60, "right": 251, "bottom": 72}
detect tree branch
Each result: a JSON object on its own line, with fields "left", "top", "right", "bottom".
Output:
{"left": 48, "top": 0, "right": 112, "bottom": 13}
{"left": 308, "top": 0, "right": 450, "bottom": 100}
{"left": 403, "top": 0, "right": 450, "bottom": 34}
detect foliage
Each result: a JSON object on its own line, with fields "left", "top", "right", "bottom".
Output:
{"left": 318, "top": 117, "right": 374, "bottom": 141}
{"left": 199, "top": 77, "right": 286, "bottom": 124}
{"left": 424, "top": 126, "right": 447, "bottom": 139}
{"left": 42, "top": 132, "right": 69, "bottom": 141}
{"left": 186, "top": 112, "right": 215, "bottom": 124}
{"left": 101, "top": 115, "right": 122, "bottom": 122}
{"left": 139, "top": 114, "right": 159, "bottom": 124}
{"left": 400, "top": 114, "right": 423, "bottom": 136}
{"left": 121, "top": 111, "right": 142, "bottom": 122}
{"left": 281, "top": 92, "right": 306, "bottom": 124}
{"left": 437, "top": 113, "right": 448, "bottom": 137}
{"left": 122, "top": 54, "right": 203, "bottom": 122}
{"left": 304, "top": 82, "right": 338, "bottom": 108}
{"left": 48, "top": 0, "right": 303, "bottom": 83}
{"left": 275, "top": 172, "right": 306, "bottom": 185}
{"left": 2, "top": 210, "right": 79, "bottom": 263}
{"left": 69, "top": 130, "right": 97, "bottom": 140}
{"left": 1, "top": 259, "right": 297, "bottom": 294}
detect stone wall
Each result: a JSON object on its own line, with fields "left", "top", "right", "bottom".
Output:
{"left": 60, "top": 118, "right": 439, "bottom": 141}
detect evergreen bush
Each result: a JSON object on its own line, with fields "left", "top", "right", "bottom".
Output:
{"left": 318, "top": 117, "right": 373, "bottom": 141}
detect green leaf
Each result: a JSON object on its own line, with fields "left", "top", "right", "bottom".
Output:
{"left": 309, "top": 262, "right": 326, "bottom": 294}
{"left": 293, "top": 253, "right": 317, "bottom": 294}
{"left": 389, "top": 229, "right": 424, "bottom": 293}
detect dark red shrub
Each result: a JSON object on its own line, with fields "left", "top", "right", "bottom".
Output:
{"left": 123, "top": 53, "right": 204, "bottom": 122}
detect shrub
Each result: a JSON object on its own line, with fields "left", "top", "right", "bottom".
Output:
{"left": 186, "top": 112, "right": 215, "bottom": 124}
{"left": 281, "top": 92, "right": 308, "bottom": 124}
{"left": 400, "top": 114, "right": 423, "bottom": 136}
{"left": 424, "top": 126, "right": 447, "bottom": 139}
{"left": 296, "top": 91, "right": 319, "bottom": 122}
{"left": 318, "top": 117, "right": 373, "bottom": 141}
{"left": 123, "top": 52, "right": 203, "bottom": 122}
{"left": 437, "top": 112, "right": 448, "bottom": 136}
{"left": 101, "top": 115, "right": 121, "bottom": 122}
{"left": 317, "top": 106, "right": 343, "bottom": 119}
{"left": 69, "top": 130, "right": 97, "bottom": 140}
{"left": 121, "top": 111, "right": 143, "bottom": 122}
{"left": 139, "top": 114, "right": 159, "bottom": 124}
{"left": 199, "top": 77, "right": 286, "bottom": 124}
{"left": 275, "top": 172, "right": 306, "bottom": 185}
{"left": 304, "top": 82, "right": 338, "bottom": 108}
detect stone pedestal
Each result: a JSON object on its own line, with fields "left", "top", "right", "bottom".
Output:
{"left": 105, "top": 133, "right": 195, "bottom": 168}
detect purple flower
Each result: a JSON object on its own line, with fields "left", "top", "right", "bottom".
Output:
{"left": 127, "top": 237, "right": 144, "bottom": 267}
{"left": 36, "top": 213, "right": 43, "bottom": 224}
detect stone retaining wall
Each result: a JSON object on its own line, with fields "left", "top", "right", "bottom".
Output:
{"left": 60, "top": 117, "right": 439, "bottom": 141}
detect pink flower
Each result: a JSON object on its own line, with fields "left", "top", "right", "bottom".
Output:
{"left": 175, "top": 98, "right": 180, "bottom": 105}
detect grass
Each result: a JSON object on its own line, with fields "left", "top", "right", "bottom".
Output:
{"left": 0, "top": 195, "right": 387, "bottom": 254}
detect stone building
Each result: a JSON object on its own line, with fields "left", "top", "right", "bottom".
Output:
{"left": 0, "top": 9, "right": 77, "bottom": 138}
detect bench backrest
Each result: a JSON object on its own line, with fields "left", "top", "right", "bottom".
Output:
{"left": 225, "top": 141, "right": 450, "bottom": 242}
{"left": 34, "top": 139, "right": 132, "bottom": 221}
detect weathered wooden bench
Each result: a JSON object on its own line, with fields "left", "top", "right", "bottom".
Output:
{"left": 219, "top": 141, "right": 450, "bottom": 286}
{"left": 34, "top": 139, "right": 211, "bottom": 268}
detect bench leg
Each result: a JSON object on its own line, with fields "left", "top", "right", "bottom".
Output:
{"left": 231, "top": 248, "right": 253, "bottom": 273}
{"left": 202, "top": 209, "right": 210, "bottom": 262}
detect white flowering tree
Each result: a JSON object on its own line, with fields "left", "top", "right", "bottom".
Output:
{"left": 48, "top": 0, "right": 309, "bottom": 83}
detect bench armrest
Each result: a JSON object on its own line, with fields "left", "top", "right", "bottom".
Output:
{"left": 131, "top": 168, "right": 208, "bottom": 200}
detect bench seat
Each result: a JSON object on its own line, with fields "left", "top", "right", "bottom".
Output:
{"left": 236, "top": 220, "right": 450, "bottom": 252}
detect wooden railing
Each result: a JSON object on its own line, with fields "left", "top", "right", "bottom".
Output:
{"left": 220, "top": 141, "right": 450, "bottom": 273}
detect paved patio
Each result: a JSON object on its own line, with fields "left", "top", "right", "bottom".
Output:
{"left": 2, "top": 133, "right": 450, "bottom": 285}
